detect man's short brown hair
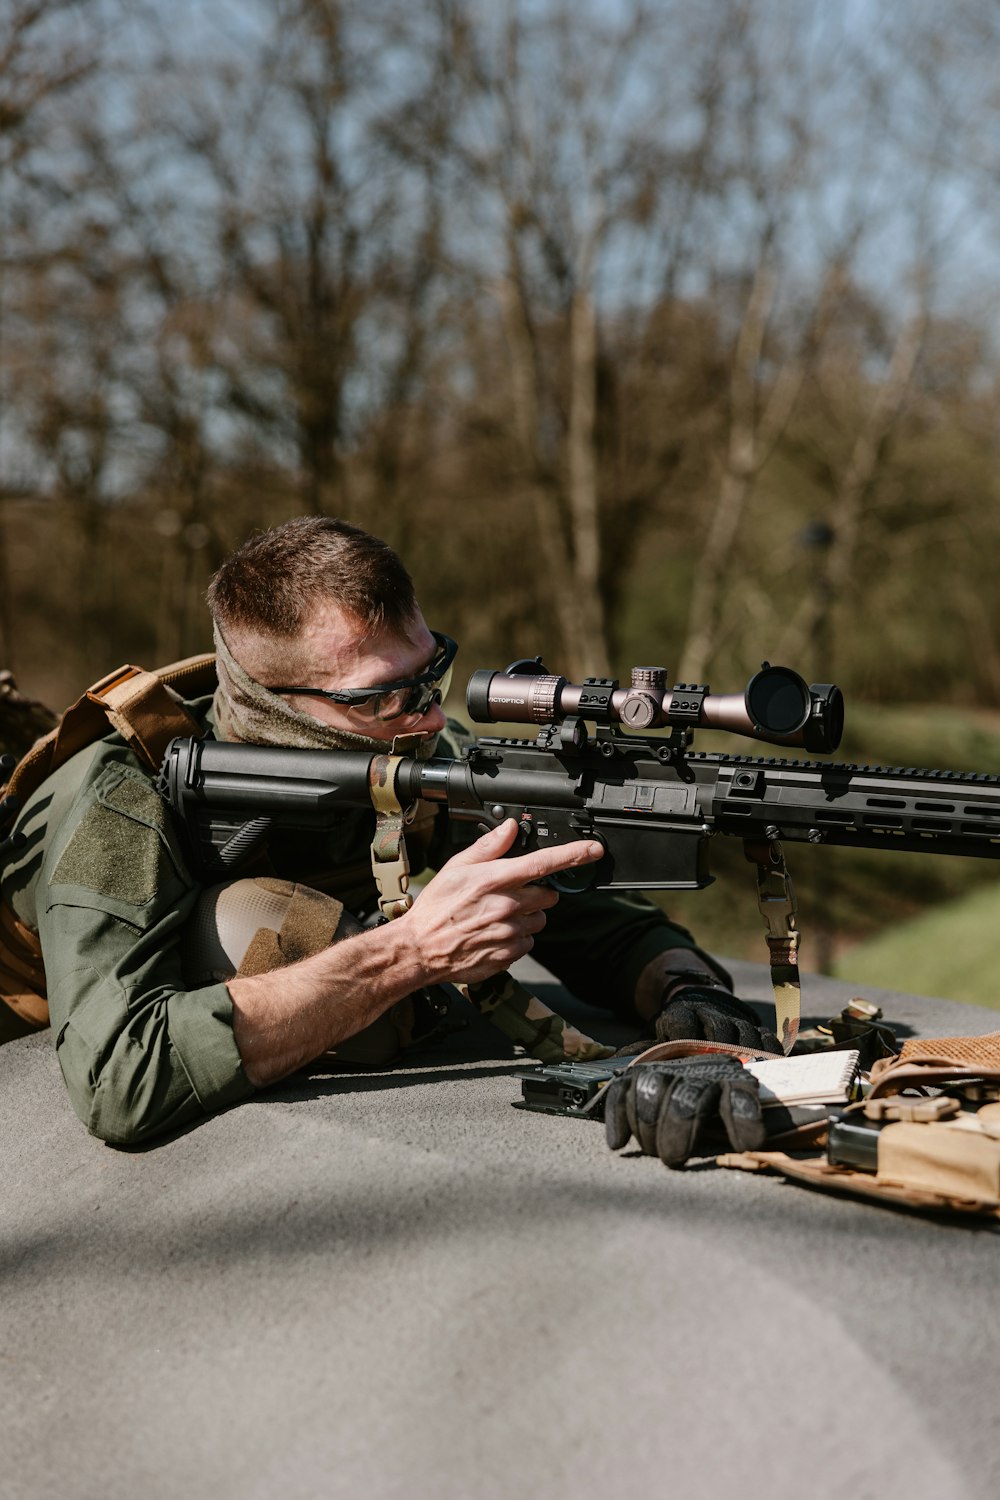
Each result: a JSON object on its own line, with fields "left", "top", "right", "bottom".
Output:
{"left": 207, "top": 517, "right": 418, "bottom": 638}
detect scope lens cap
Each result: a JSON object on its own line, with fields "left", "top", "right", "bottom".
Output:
{"left": 745, "top": 665, "right": 810, "bottom": 735}
{"left": 503, "top": 657, "right": 550, "bottom": 676}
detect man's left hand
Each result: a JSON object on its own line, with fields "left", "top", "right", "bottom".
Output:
{"left": 655, "top": 983, "right": 781, "bottom": 1054}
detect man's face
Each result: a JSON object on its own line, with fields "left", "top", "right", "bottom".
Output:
{"left": 270, "top": 600, "right": 449, "bottom": 742}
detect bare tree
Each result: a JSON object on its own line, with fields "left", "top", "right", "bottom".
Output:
{"left": 0, "top": 0, "right": 104, "bottom": 667}
{"left": 672, "top": 6, "right": 891, "bottom": 686}
{"left": 418, "top": 0, "right": 739, "bottom": 678}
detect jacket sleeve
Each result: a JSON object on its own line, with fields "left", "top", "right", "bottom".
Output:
{"left": 36, "top": 760, "right": 253, "bottom": 1146}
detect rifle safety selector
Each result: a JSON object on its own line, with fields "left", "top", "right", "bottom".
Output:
{"left": 466, "top": 659, "right": 844, "bottom": 754}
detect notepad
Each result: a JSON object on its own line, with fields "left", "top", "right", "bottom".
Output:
{"left": 744, "top": 1049, "right": 861, "bottom": 1107}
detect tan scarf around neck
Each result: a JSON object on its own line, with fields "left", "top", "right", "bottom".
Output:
{"left": 212, "top": 624, "right": 440, "bottom": 758}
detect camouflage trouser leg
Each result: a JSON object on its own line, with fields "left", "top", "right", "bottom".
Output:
{"left": 459, "top": 973, "right": 614, "bottom": 1063}
{"left": 181, "top": 876, "right": 432, "bottom": 1066}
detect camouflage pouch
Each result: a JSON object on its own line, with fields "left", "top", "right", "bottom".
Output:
{"left": 719, "top": 1031, "right": 1000, "bottom": 1219}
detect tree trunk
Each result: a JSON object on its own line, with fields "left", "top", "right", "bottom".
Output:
{"left": 497, "top": 272, "right": 592, "bottom": 677}
{"left": 678, "top": 264, "right": 776, "bottom": 685}
{"left": 566, "top": 287, "right": 609, "bottom": 676}
{"left": 780, "top": 310, "right": 928, "bottom": 669}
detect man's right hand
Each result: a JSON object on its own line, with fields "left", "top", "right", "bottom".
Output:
{"left": 605, "top": 1056, "right": 766, "bottom": 1167}
{"left": 401, "top": 818, "right": 604, "bottom": 985}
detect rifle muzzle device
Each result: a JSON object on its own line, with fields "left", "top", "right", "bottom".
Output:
{"left": 466, "top": 661, "right": 844, "bottom": 754}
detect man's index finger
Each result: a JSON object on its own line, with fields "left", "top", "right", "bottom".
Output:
{"left": 491, "top": 837, "right": 605, "bottom": 888}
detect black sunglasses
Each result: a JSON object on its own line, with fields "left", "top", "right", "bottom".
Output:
{"left": 269, "top": 631, "right": 458, "bottom": 723}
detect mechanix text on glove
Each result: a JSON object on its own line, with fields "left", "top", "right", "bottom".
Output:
{"left": 604, "top": 1056, "right": 766, "bottom": 1168}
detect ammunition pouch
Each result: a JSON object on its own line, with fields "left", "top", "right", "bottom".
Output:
{"left": 720, "top": 1031, "right": 1000, "bottom": 1219}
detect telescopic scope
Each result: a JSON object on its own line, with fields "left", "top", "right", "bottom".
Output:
{"left": 466, "top": 660, "right": 844, "bottom": 754}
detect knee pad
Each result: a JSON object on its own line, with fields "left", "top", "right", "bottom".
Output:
{"left": 182, "top": 877, "right": 359, "bottom": 984}
{"left": 181, "top": 877, "right": 437, "bottom": 1068}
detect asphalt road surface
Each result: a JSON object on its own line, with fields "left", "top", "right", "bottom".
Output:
{"left": 2, "top": 959, "right": 998, "bottom": 1500}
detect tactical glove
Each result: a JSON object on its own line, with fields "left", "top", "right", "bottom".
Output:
{"left": 604, "top": 1056, "right": 766, "bottom": 1168}
{"left": 655, "top": 979, "right": 781, "bottom": 1055}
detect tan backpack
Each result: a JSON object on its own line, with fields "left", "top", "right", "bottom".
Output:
{"left": 0, "top": 655, "right": 215, "bottom": 1035}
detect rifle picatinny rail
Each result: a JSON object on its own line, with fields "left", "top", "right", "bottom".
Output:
{"left": 159, "top": 733, "right": 1000, "bottom": 890}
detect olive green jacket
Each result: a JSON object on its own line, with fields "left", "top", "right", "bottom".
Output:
{"left": 2, "top": 702, "right": 706, "bottom": 1145}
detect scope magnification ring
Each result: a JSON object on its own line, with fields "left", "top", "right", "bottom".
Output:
{"left": 528, "top": 676, "right": 564, "bottom": 723}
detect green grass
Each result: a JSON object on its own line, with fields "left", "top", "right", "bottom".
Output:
{"left": 832, "top": 880, "right": 1000, "bottom": 1013}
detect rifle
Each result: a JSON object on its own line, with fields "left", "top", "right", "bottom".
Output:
{"left": 157, "top": 660, "right": 1000, "bottom": 1054}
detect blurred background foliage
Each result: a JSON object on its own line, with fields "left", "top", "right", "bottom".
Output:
{"left": 4, "top": 0, "right": 1000, "bottom": 1006}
